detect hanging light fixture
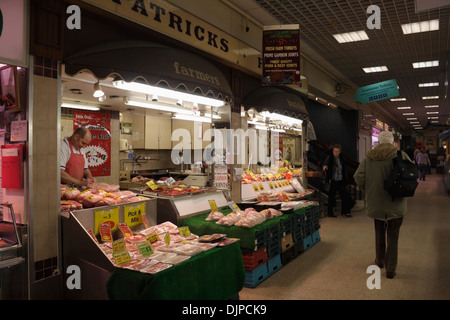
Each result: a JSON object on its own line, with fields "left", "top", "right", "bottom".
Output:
{"left": 93, "top": 81, "right": 104, "bottom": 98}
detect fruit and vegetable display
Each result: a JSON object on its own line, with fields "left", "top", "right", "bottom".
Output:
{"left": 241, "top": 167, "right": 302, "bottom": 184}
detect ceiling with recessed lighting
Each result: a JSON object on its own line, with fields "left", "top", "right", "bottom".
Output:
{"left": 228, "top": 0, "right": 450, "bottom": 132}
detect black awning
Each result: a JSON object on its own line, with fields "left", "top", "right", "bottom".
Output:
{"left": 243, "top": 86, "right": 308, "bottom": 121}
{"left": 63, "top": 41, "right": 232, "bottom": 102}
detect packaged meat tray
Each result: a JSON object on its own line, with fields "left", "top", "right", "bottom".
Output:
{"left": 140, "top": 262, "right": 173, "bottom": 274}
{"left": 216, "top": 238, "right": 240, "bottom": 247}
{"left": 173, "top": 244, "right": 204, "bottom": 256}
{"left": 151, "top": 252, "right": 177, "bottom": 262}
{"left": 198, "top": 233, "right": 226, "bottom": 243}
{"left": 162, "top": 254, "right": 190, "bottom": 265}
{"left": 194, "top": 242, "right": 218, "bottom": 251}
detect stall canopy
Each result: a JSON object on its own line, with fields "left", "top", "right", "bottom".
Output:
{"left": 243, "top": 86, "right": 308, "bottom": 121}
{"left": 63, "top": 41, "right": 232, "bottom": 102}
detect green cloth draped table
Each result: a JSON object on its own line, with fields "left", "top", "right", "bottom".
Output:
{"left": 106, "top": 241, "right": 245, "bottom": 300}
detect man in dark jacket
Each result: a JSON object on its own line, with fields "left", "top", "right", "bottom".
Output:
{"left": 323, "top": 144, "right": 355, "bottom": 217}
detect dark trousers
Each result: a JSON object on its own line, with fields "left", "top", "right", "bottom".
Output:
{"left": 374, "top": 218, "right": 403, "bottom": 273}
{"left": 327, "top": 180, "right": 352, "bottom": 215}
{"left": 418, "top": 164, "right": 427, "bottom": 180}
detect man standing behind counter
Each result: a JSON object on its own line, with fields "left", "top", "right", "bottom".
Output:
{"left": 60, "top": 127, "right": 96, "bottom": 187}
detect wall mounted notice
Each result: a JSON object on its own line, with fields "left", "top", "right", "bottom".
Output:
{"left": 262, "top": 25, "right": 301, "bottom": 85}
{"left": 10, "top": 120, "right": 27, "bottom": 141}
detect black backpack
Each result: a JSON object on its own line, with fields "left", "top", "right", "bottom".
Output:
{"left": 384, "top": 150, "right": 418, "bottom": 201}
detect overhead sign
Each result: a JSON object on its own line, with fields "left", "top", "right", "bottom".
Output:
{"left": 353, "top": 79, "right": 399, "bottom": 104}
{"left": 262, "top": 25, "right": 301, "bottom": 85}
{"left": 81, "top": 0, "right": 262, "bottom": 76}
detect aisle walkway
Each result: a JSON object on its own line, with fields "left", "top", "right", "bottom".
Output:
{"left": 239, "top": 170, "right": 450, "bottom": 300}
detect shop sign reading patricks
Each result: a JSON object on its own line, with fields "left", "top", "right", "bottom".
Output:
{"left": 353, "top": 79, "right": 399, "bottom": 104}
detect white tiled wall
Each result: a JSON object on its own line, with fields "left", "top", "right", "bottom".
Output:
{"left": 32, "top": 75, "right": 59, "bottom": 262}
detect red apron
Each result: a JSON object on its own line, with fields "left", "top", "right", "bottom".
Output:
{"left": 65, "top": 139, "right": 85, "bottom": 181}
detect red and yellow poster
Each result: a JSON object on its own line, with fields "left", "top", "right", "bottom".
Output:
{"left": 73, "top": 111, "right": 111, "bottom": 177}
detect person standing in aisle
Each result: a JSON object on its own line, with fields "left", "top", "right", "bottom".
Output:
{"left": 415, "top": 148, "right": 431, "bottom": 181}
{"left": 60, "top": 126, "right": 96, "bottom": 187}
{"left": 353, "top": 131, "right": 411, "bottom": 279}
{"left": 322, "top": 144, "right": 355, "bottom": 217}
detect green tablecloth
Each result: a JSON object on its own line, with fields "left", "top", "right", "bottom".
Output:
{"left": 185, "top": 210, "right": 296, "bottom": 250}
{"left": 106, "top": 242, "right": 245, "bottom": 300}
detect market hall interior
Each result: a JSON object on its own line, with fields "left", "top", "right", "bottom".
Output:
{"left": 239, "top": 169, "right": 450, "bottom": 300}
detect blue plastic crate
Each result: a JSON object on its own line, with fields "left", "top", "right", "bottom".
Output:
{"left": 267, "top": 254, "right": 283, "bottom": 275}
{"left": 311, "top": 230, "right": 321, "bottom": 245}
{"left": 303, "top": 235, "right": 313, "bottom": 250}
{"left": 244, "top": 262, "right": 270, "bottom": 288}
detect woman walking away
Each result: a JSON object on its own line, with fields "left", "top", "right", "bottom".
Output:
{"left": 415, "top": 149, "right": 430, "bottom": 181}
{"left": 353, "top": 131, "right": 412, "bottom": 279}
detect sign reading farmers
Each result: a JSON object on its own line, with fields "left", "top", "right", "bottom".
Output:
{"left": 262, "top": 25, "right": 301, "bottom": 85}
{"left": 73, "top": 111, "right": 111, "bottom": 177}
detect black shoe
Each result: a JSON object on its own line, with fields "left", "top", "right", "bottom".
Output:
{"left": 386, "top": 271, "right": 396, "bottom": 279}
{"left": 375, "top": 260, "right": 384, "bottom": 268}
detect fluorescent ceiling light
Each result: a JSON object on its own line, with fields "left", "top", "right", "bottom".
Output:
{"left": 333, "top": 30, "right": 369, "bottom": 43}
{"left": 426, "top": 111, "right": 439, "bottom": 114}
{"left": 406, "top": 118, "right": 417, "bottom": 120}
{"left": 428, "top": 117, "right": 439, "bottom": 119}
{"left": 260, "top": 111, "right": 302, "bottom": 125}
{"left": 114, "top": 80, "right": 225, "bottom": 107}
{"left": 401, "top": 19, "right": 439, "bottom": 34}
{"left": 418, "top": 82, "right": 439, "bottom": 87}
{"left": 397, "top": 107, "right": 411, "bottom": 109}
{"left": 430, "top": 121, "right": 438, "bottom": 123}
{"left": 390, "top": 98, "right": 406, "bottom": 101}
{"left": 203, "top": 113, "right": 221, "bottom": 119}
{"left": 61, "top": 101, "right": 100, "bottom": 111}
{"left": 172, "top": 114, "right": 212, "bottom": 123}
{"left": 363, "top": 66, "right": 388, "bottom": 73}
{"left": 424, "top": 105, "right": 439, "bottom": 108}
{"left": 412, "top": 60, "right": 439, "bottom": 68}
{"left": 402, "top": 113, "right": 415, "bottom": 115}
{"left": 422, "top": 96, "right": 439, "bottom": 99}
{"left": 409, "top": 121, "right": 420, "bottom": 124}
{"left": 124, "top": 97, "right": 194, "bottom": 115}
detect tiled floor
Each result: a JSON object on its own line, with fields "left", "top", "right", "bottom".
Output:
{"left": 239, "top": 170, "right": 450, "bottom": 300}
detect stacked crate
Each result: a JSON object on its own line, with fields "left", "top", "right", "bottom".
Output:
{"left": 301, "top": 205, "right": 321, "bottom": 251}
{"left": 242, "top": 204, "right": 321, "bottom": 287}
{"left": 243, "top": 245, "right": 283, "bottom": 288}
